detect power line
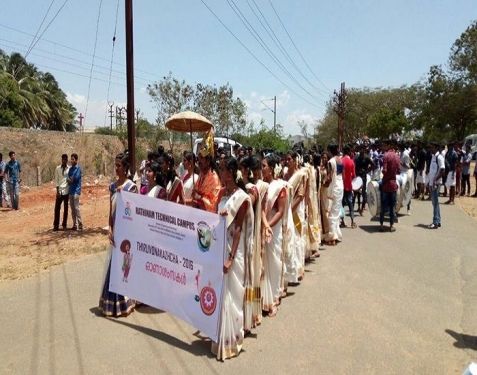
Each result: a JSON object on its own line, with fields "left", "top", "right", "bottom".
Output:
{"left": 84, "top": 0, "right": 104, "bottom": 125}
{"left": 268, "top": 0, "right": 331, "bottom": 93}
{"left": 226, "top": 0, "right": 321, "bottom": 102}
{"left": 104, "top": 0, "right": 121, "bottom": 127}
{"left": 199, "top": 0, "right": 324, "bottom": 111}
{"left": 248, "top": 0, "right": 330, "bottom": 97}
{"left": 24, "top": 0, "right": 70, "bottom": 59}
{"left": 0, "top": 37, "right": 150, "bottom": 84}
{"left": 0, "top": 23, "right": 159, "bottom": 79}
{"left": 25, "top": 0, "right": 56, "bottom": 57}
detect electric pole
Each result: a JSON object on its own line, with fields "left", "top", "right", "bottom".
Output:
{"left": 261, "top": 96, "right": 277, "bottom": 133}
{"left": 125, "top": 0, "right": 136, "bottom": 175}
{"left": 78, "top": 113, "right": 84, "bottom": 133}
{"left": 333, "top": 82, "right": 346, "bottom": 151}
{"left": 273, "top": 95, "right": 276, "bottom": 133}
{"left": 108, "top": 102, "right": 114, "bottom": 131}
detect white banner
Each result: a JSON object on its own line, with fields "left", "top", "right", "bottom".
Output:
{"left": 110, "top": 191, "right": 225, "bottom": 342}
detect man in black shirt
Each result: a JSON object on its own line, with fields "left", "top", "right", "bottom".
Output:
{"left": 354, "top": 145, "right": 374, "bottom": 215}
{"left": 416, "top": 142, "right": 427, "bottom": 200}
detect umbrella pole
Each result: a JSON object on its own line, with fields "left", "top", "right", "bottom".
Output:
{"left": 190, "top": 120, "right": 195, "bottom": 186}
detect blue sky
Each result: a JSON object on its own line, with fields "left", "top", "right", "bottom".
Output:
{"left": 1, "top": 0, "right": 475, "bottom": 135}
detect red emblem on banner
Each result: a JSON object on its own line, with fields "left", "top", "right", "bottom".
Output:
{"left": 199, "top": 285, "right": 217, "bottom": 316}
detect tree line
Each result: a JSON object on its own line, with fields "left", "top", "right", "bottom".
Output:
{"left": 315, "top": 20, "right": 477, "bottom": 146}
{"left": 0, "top": 50, "right": 77, "bottom": 131}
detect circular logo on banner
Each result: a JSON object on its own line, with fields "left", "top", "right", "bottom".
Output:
{"left": 197, "top": 221, "right": 213, "bottom": 252}
{"left": 199, "top": 285, "right": 217, "bottom": 316}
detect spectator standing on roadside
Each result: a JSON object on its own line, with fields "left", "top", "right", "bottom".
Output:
{"left": 0, "top": 153, "right": 11, "bottom": 208}
{"left": 4, "top": 151, "right": 21, "bottom": 210}
{"left": 461, "top": 149, "right": 472, "bottom": 196}
{"left": 53, "top": 154, "right": 70, "bottom": 231}
{"left": 67, "top": 153, "right": 83, "bottom": 230}
{"left": 427, "top": 143, "right": 445, "bottom": 229}
{"left": 444, "top": 142, "right": 458, "bottom": 204}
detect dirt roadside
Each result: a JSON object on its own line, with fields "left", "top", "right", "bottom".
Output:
{"left": 1, "top": 165, "right": 476, "bottom": 281}
{"left": 0, "top": 178, "right": 110, "bottom": 281}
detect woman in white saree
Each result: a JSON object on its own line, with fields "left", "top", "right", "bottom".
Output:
{"left": 325, "top": 145, "right": 344, "bottom": 245}
{"left": 212, "top": 157, "right": 254, "bottom": 361}
{"left": 283, "top": 151, "right": 306, "bottom": 282}
{"left": 240, "top": 156, "right": 270, "bottom": 329}
{"left": 261, "top": 154, "right": 288, "bottom": 317}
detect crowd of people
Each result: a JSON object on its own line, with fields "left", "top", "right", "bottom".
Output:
{"left": 94, "top": 136, "right": 476, "bottom": 361}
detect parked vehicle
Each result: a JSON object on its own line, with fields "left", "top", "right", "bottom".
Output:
{"left": 193, "top": 137, "right": 241, "bottom": 156}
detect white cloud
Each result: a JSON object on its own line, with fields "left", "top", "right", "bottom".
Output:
{"left": 285, "top": 110, "right": 317, "bottom": 136}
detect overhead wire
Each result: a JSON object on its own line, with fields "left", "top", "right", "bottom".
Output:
{"left": 0, "top": 23, "right": 158, "bottom": 79}
{"left": 199, "top": 0, "right": 324, "bottom": 111}
{"left": 248, "top": 0, "right": 330, "bottom": 97}
{"left": 268, "top": 0, "right": 331, "bottom": 93}
{"left": 104, "top": 0, "right": 121, "bottom": 127}
{"left": 84, "top": 0, "right": 104, "bottom": 126}
{"left": 24, "top": 0, "right": 70, "bottom": 59}
{"left": 25, "top": 0, "right": 56, "bottom": 57}
{"left": 0, "top": 37, "right": 150, "bottom": 84}
{"left": 226, "top": 0, "right": 321, "bottom": 103}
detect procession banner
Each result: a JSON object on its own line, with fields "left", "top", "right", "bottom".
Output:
{"left": 110, "top": 191, "right": 225, "bottom": 342}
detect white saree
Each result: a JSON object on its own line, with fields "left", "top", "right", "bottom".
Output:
{"left": 325, "top": 157, "right": 343, "bottom": 242}
{"left": 304, "top": 164, "right": 321, "bottom": 257}
{"left": 286, "top": 170, "right": 306, "bottom": 282}
{"left": 212, "top": 189, "right": 254, "bottom": 361}
{"left": 261, "top": 179, "right": 287, "bottom": 312}
{"left": 244, "top": 180, "right": 269, "bottom": 328}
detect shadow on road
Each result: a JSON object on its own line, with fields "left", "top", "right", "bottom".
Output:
{"left": 105, "top": 318, "right": 216, "bottom": 358}
{"left": 359, "top": 225, "right": 382, "bottom": 233}
{"left": 445, "top": 329, "right": 477, "bottom": 350}
{"left": 31, "top": 226, "right": 107, "bottom": 246}
{"left": 414, "top": 224, "right": 430, "bottom": 230}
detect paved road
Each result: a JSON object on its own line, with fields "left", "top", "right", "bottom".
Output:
{"left": 1, "top": 197, "right": 477, "bottom": 374}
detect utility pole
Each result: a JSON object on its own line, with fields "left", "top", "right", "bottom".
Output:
{"left": 273, "top": 95, "right": 276, "bottom": 133}
{"left": 135, "top": 109, "right": 140, "bottom": 124}
{"left": 78, "top": 113, "right": 84, "bottom": 134}
{"left": 333, "top": 82, "right": 346, "bottom": 151}
{"left": 108, "top": 102, "right": 114, "bottom": 131}
{"left": 125, "top": 0, "right": 136, "bottom": 175}
{"left": 261, "top": 96, "right": 277, "bottom": 133}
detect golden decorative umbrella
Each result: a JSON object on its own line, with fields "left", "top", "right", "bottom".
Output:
{"left": 165, "top": 111, "right": 213, "bottom": 153}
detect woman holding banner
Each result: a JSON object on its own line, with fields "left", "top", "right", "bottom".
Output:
{"left": 212, "top": 157, "right": 253, "bottom": 360}
{"left": 98, "top": 152, "right": 137, "bottom": 317}
{"left": 261, "top": 154, "right": 288, "bottom": 317}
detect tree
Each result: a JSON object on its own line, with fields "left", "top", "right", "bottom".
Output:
{"left": 449, "top": 20, "right": 477, "bottom": 84}
{"left": 147, "top": 73, "right": 247, "bottom": 149}
{"left": 0, "top": 50, "right": 76, "bottom": 131}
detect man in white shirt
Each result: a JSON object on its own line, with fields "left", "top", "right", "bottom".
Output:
{"left": 427, "top": 143, "right": 445, "bottom": 229}
{"left": 53, "top": 154, "right": 70, "bottom": 231}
